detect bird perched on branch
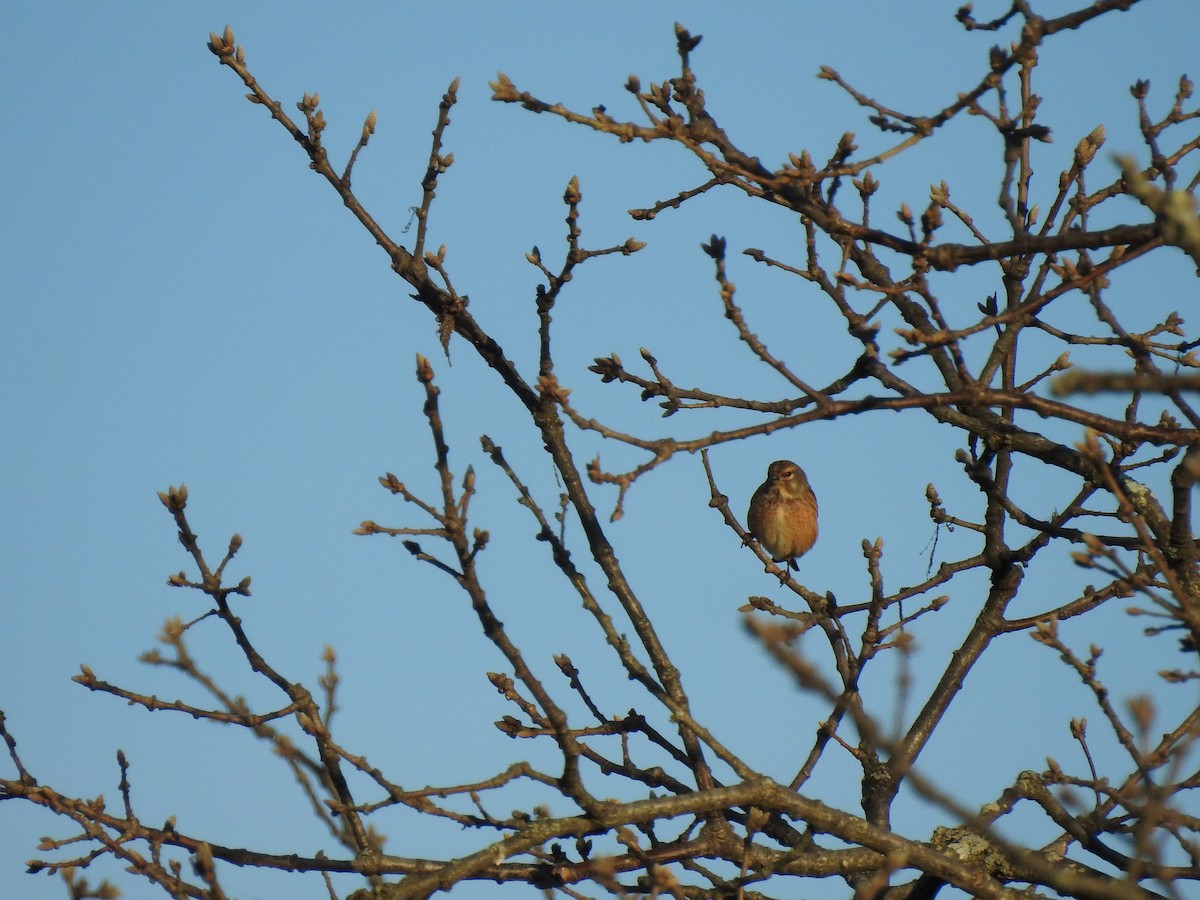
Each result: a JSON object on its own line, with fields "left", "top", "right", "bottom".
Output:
{"left": 747, "top": 460, "right": 819, "bottom": 570}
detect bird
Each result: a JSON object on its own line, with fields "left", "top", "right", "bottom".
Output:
{"left": 747, "top": 460, "right": 819, "bottom": 570}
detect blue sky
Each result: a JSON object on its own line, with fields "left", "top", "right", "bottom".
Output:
{"left": 4, "top": 3, "right": 1200, "bottom": 898}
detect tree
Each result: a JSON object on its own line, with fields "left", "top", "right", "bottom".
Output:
{"left": 3, "top": 2, "right": 1199, "bottom": 898}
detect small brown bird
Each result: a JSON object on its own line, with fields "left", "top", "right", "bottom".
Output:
{"left": 747, "top": 460, "right": 819, "bottom": 570}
